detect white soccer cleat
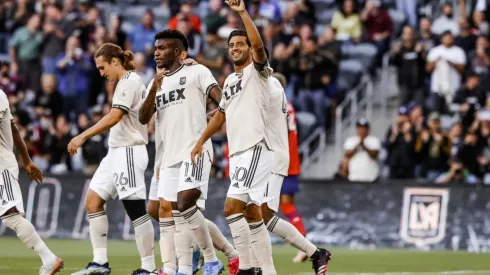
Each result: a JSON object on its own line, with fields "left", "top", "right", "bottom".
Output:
{"left": 292, "top": 250, "right": 308, "bottom": 263}
{"left": 39, "top": 258, "right": 64, "bottom": 275}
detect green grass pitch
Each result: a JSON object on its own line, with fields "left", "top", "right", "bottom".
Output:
{"left": 1, "top": 237, "right": 490, "bottom": 275}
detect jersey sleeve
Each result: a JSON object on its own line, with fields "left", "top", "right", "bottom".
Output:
{"left": 0, "top": 91, "right": 12, "bottom": 123}
{"left": 196, "top": 65, "right": 219, "bottom": 95}
{"left": 112, "top": 79, "right": 137, "bottom": 113}
{"left": 252, "top": 59, "right": 273, "bottom": 78}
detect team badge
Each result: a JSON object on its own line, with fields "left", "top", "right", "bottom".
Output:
{"left": 400, "top": 187, "right": 449, "bottom": 246}
{"left": 180, "top": 77, "right": 186, "bottom": 85}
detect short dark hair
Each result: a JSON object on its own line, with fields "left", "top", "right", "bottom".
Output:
{"left": 228, "top": 29, "right": 251, "bottom": 47}
{"left": 264, "top": 47, "right": 270, "bottom": 59}
{"left": 154, "top": 29, "right": 189, "bottom": 52}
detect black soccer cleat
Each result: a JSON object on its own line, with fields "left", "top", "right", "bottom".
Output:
{"left": 236, "top": 268, "right": 255, "bottom": 275}
{"left": 252, "top": 267, "right": 262, "bottom": 275}
{"left": 311, "top": 248, "right": 332, "bottom": 275}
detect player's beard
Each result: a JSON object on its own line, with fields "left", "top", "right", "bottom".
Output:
{"left": 233, "top": 53, "right": 250, "bottom": 67}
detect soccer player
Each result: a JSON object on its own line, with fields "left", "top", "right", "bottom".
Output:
{"left": 247, "top": 71, "right": 331, "bottom": 275}
{"left": 139, "top": 30, "right": 224, "bottom": 275}
{"left": 191, "top": 0, "right": 277, "bottom": 274}
{"left": 68, "top": 43, "right": 156, "bottom": 275}
{"left": 0, "top": 88, "right": 63, "bottom": 275}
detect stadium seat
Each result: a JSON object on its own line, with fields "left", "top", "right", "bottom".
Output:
{"left": 336, "top": 59, "right": 364, "bottom": 93}
{"left": 341, "top": 43, "right": 377, "bottom": 70}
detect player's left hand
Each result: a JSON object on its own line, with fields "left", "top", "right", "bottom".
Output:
{"left": 225, "top": 0, "right": 246, "bottom": 12}
{"left": 190, "top": 142, "right": 204, "bottom": 166}
{"left": 67, "top": 135, "right": 87, "bottom": 156}
{"left": 183, "top": 58, "right": 198, "bottom": 66}
{"left": 25, "top": 161, "right": 43, "bottom": 184}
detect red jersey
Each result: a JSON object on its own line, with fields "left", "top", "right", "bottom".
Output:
{"left": 287, "top": 103, "right": 301, "bottom": 176}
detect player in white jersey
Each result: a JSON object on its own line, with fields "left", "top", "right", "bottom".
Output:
{"left": 0, "top": 88, "right": 63, "bottom": 274}
{"left": 246, "top": 70, "right": 332, "bottom": 275}
{"left": 67, "top": 43, "right": 156, "bottom": 275}
{"left": 139, "top": 30, "right": 225, "bottom": 275}
{"left": 191, "top": 1, "right": 277, "bottom": 274}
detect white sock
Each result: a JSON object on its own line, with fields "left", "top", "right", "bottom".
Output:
{"left": 249, "top": 220, "right": 276, "bottom": 275}
{"left": 133, "top": 214, "right": 156, "bottom": 271}
{"left": 226, "top": 213, "right": 252, "bottom": 270}
{"left": 182, "top": 206, "right": 218, "bottom": 263}
{"left": 160, "top": 217, "right": 178, "bottom": 273}
{"left": 267, "top": 216, "right": 317, "bottom": 257}
{"left": 88, "top": 211, "right": 108, "bottom": 265}
{"left": 2, "top": 213, "right": 57, "bottom": 265}
{"left": 173, "top": 210, "right": 193, "bottom": 275}
{"left": 249, "top": 244, "right": 260, "bottom": 269}
{"left": 207, "top": 219, "right": 238, "bottom": 260}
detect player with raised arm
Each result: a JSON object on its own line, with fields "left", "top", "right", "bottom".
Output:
{"left": 191, "top": 0, "right": 277, "bottom": 274}
{"left": 247, "top": 70, "right": 331, "bottom": 275}
{"left": 68, "top": 43, "right": 156, "bottom": 275}
{"left": 139, "top": 30, "right": 225, "bottom": 275}
{"left": 0, "top": 87, "right": 63, "bottom": 275}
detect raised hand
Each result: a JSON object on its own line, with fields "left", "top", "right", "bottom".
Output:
{"left": 225, "top": 0, "right": 246, "bottom": 12}
{"left": 25, "top": 161, "right": 43, "bottom": 184}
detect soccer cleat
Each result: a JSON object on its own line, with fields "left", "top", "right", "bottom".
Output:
{"left": 203, "top": 260, "right": 224, "bottom": 275}
{"left": 39, "top": 258, "right": 64, "bottom": 275}
{"left": 71, "top": 262, "right": 111, "bottom": 275}
{"left": 227, "top": 257, "right": 239, "bottom": 275}
{"left": 311, "top": 248, "right": 332, "bottom": 275}
{"left": 252, "top": 267, "right": 262, "bottom": 275}
{"left": 236, "top": 269, "right": 255, "bottom": 275}
{"left": 292, "top": 250, "right": 309, "bottom": 263}
{"left": 157, "top": 269, "right": 167, "bottom": 275}
{"left": 192, "top": 247, "right": 202, "bottom": 274}
{"left": 128, "top": 269, "right": 158, "bottom": 275}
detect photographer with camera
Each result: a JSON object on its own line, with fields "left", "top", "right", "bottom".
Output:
{"left": 435, "top": 157, "right": 479, "bottom": 184}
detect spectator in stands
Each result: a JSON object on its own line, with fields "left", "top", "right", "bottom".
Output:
{"left": 452, "top": 71, "right": 485, "bottom": 128}
{"left": 455, "top": 17, "right": 477, "bottom": 54}
{"left": 196, "top": 27, "right": 226, "bottom": 80}
{"left": 168, "top": 1, "right": 201, "bottom": 33}
{"left": 31, "top": 109, "right": 55, "bottom": 171}
{"left": 257, "top": 0, "right": 282, "bottom": 23}
{"left": 432, "top": 3, "right": 459, "bottom": 35}
{"left": 295, "top": 0, "right": 316, "bottom": 27}
{"left": 435, "top": 157, "right": 479, "bottom": 184}
{"left": 35, "top": 74, "right": 63, "bottom": 118}
{"left": 385, "top": 106, "right": 417, "bottom": 179}
{"left": 107, "top": 13, "right": 127, "bottom": 50}
{"left": 218, "top": 12, "right": 241, "bottom": 39}
{"left": 295, "top": 35, "right": 334, "bottom": 129}
{"left": 80, "top": 106, "right": 107, "bottom": 175}
{"left": 415, "top": 112, "right": 451, "bottom": 181}
{"left": 56, "top": 36, "right": 92, "bottom": 119}
{"left": 419, "top": 16, "right": 439, "bottom": 53}
{"left": 8, "top": 13, "right": 42, "bottom": 92}
{"left": 205, "top": 0, "right": 227, "bottom": 31}
{"left": 448, "top": 121, "right": 463, "bottom": 156}
{"left": 456, "top": 130, "right": 486, "bottom": 177}
{"left": 390, "top": 26, "right": 426, "bottom": 107}
{"left": 176, "top": 16, "right": 202, "bottom": 58}
{"left": 128, "top": 9, "right": 157, "bottom": 57}
{"left": 343, "top": 118, "right": 381, "bottom": 182}
{"left": 77, "top": 7, "right": 99, "bottom": 51}
{"left": 88, "top": 25, "right": 109, "bottom": 56}
{"left": 319, "top": 26, "right": 342, "bottom": 69}
{"left": 41, "top": 3, "right": 75, "bottom": 74}
{"left": 468, "top": 35, "right": 490, "bottom": 86}
{"left": 426, "top": 31, "right": 466, "bottom": 114}
{"left": 48, "top": 114, "right": 72, "bottom": 174}
{"left": 361, "top": 0, "right": 393, "bottom": 63}
{"left": 4, "top": 0, "right": 33, "bottom": 33}
{"left": 331, "top": 0, "right": 362, "bottom": 42}
{"left": 134, "top": 52, "right": 154, "bottom": 86}
{"left": 472, "top": 9, "right": 490, "bottom": 36}
{"left": 0, "top": 61, "right": 23, "bottom": 98}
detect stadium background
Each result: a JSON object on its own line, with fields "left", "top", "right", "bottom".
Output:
{"left": 2, "top": 0, "right": 490, "bottom": 274}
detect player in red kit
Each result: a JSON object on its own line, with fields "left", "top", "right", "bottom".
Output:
{"left": 273, "top": 73, "right": 310, "bottom": 264}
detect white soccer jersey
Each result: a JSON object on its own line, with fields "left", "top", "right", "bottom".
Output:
{"left": 218, "top": 61, "right": 273, "bottom": 156}
{"left": 154, "top": 115, "right": 164, "bottom": 170}
{"left": 154, "top": 64, "right": 218, "bottom": 167}
{"left": 267, "top": 77, "right": 290, "bottom": 176}
{"left": 109, "top": 71, "right": 149, "bottom": 148}
{"left": 0, "top": 90, "right": 15, "bottom": 170}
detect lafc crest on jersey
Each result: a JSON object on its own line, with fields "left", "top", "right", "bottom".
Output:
{"left": 180, "top": 77, "right": 186, "bottom": 85}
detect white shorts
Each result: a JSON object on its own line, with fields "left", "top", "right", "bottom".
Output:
{"left": 227, "top": 141, "right": 275, "bottom": 205}
{"left": 0, "top": 166, "right": 24, "bottom": 217}
{"left": 264, "top": 173, "right": 285, "bottom": 212}
{"left": 149, "top": 174, "right": 159, "bottom": 201}
{"left": 159, "top": 151, "right": 212, "bottom": 209}
{"left": 90, "top": 145, "right": 148, "bottom": 201}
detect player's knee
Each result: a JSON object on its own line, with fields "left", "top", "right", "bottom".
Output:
{"left": 261, "top": 204, "right": 274, "bottom": 224}
{"left": 177, "top": 200, "right": 195, "bottom": 213}
{"left": 122, "top": 199, "right": 147, "bottom": 221}
{"left": 244, "top": 203, "right": 262, "bottom": 223}
{"left": 224, "top": 197, "right": 246, "bottom": 217}
{"left": 159, "top": 200, "right": 172, "bottom": 218}
{"left": 243, "top": 204, "right": 255, "bottom": 222}
{"left": 147, "top": 200, "right": 159, "bottom": 221}
{"left": 176, "top": 189, "right": 200, "bottom": 212}
{"left": 85, "top": 190, "right": 106, "bottom": 214}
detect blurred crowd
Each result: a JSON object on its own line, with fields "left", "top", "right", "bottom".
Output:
{"left": 338, "top": 0, "right": 490, "bottom": 184}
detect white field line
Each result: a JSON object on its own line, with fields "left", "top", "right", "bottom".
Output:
{"left": 295, "top": 271, "right": 490, "bottom": 275}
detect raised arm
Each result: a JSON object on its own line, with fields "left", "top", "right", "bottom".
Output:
{"left": 139, "top": 77, "right": 161, "bottom": 125}
{"left": 226, "top": 0, "right": 267, "bottom": 64}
